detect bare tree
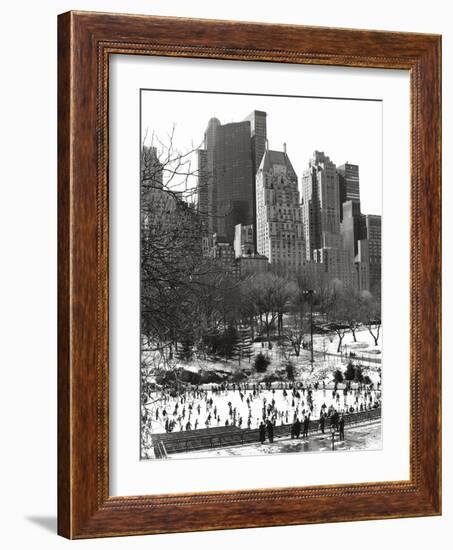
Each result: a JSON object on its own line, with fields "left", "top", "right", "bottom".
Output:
{"left": 140, "top": 131, "right": 230, "bottom": 364}
{"left": 341, "top": 285, "right": 363, "bottom": 342}
{"left": 283, "top": 273, "right": 311, "bottom": 357}
{"left": 326, "top": 288, "right": 351, "bottom": 353}
{"left": 245, "top": 273, "right": 293, "bottom": 345}
{"left": 359, "top": 292, "right": 382, "bottom": 346}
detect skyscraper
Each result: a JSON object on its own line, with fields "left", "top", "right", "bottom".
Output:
{"left": 197, "top": 149, "right": 209, "bottom": 234}
{"left": 363, "top": 214, "right": 382, "bottom": 296}
{"left": 301, "top": 151, "right": 357, "bottom": 287}
{"left": 243, "top": 110, "right": 267, "bottom": 175}
{"left": 204, "top": 117, "right": 220, "bottom": 236}
{"left": 337, "top": 162, "right": 360, "bottom": 221}
{"left": 198, "top": 116, "right": 257, "bottom": 245}
{"left": 301, "top": 151, "right": 342, "bottom": 261}
{"left": 255, "top": 146, "right": 305, "bottom": 272}
{"left": 214, "top": 121, "right": 254, "bottom": 244}
{"left": 340, "top": 200, "right": 366, "bottom": 260}
{"left": 243, "top": 110, "right": 267, "bottom": 252}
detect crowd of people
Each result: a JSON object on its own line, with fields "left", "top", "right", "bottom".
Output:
{"left": 142, "top": 381, "right": 381, "bottom": 442}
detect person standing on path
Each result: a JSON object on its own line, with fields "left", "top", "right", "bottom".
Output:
{"left": 339, "top": 415, "right": 345, "bottom": 441}
{"left": 267, "top": 419, "right": 274, "bottom": 443}
{"left": 303, "top": 415, "right": 310, "bottom": 439}
{"left": 259, "top": 421, "right": 266, "bottom": 444}
{"left": 292, "top": 417, "right": 301, "bottom": 439}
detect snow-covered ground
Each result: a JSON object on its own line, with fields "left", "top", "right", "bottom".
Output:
{"left": 312, "top": 325, "right": 381, "bottom": 359}
{"left": 142, "top": 327, "right": 381, "bottom": 387}
{"left": 144, "top": 385, "right": 381, "bottom": 435}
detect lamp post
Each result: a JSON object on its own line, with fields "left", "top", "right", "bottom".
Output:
{"left": 303, "top": 289, "right": 314, "bottom": 368}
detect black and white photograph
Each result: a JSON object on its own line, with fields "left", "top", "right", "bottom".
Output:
{"left": 140, "top": 89, "right": 383, "bottom": 460}
{"left": 0, "top": 0, "right": 446, "bottom": 546}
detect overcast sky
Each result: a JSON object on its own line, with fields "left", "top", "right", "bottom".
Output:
{"left": 141, "top": 89, "right": 382, "bottom": 216}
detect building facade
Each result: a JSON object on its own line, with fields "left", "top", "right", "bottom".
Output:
{"left": 255, "top": 147, "right": 306, "bottom": 273}
{"left": 301, "top": 151, "right": 342, "bottom": 261}
{"left": 197, "top": 148, "right": 209, "bottom": 235}
{"left": 243, "top": 110, "right": 267, "bottom": 252}
{"left": 197, "top": 117, "right": 255, "bottom": 245}
{"left": 214, "top": 120, "right": 255, "bottom": 244}
{"left": 340, "top": 200, "right": 366, "bottom": 260}
{"left": 235, "top": 254, "right": 269, "bottom": 278}
{"left": 203, "top": 233, "right": 239, "bottom": 278}
{"left": 204, "top": 117, "right": 221, "bottom": 236}
{"left": 312, "top": 246, "right": 356, "bottom": 289}
{"left": 363, "top": 214, "right": 382, "bottom": 296}
{"left": 243, "top": 110, "right": 267, "bottom": 176}
{"left": 337, "top": 162, "right": 360, "bottom": 221}
{"left": 234, "top": 223, "right": 255, "bottom": 257}
{"left": 301, "top": 151, "right": 359, "bottom": 287}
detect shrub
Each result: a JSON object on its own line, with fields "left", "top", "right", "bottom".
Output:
{"left": 333, "top": 369, "right": 344, "bottom": 384}
{"left": 344, "top": 361, "right": 355, "bottom": 381}
{"left": 254, "top": 352, "right": 270, "bottom": 373}
{"left": 202, "top": 327, "right": 238, "bottom": 359}
{"left": 285, "top": 361, "right": 295, "bottom": 381}
{"left": 355, "top": 365, "right": 364, "bottom": 383}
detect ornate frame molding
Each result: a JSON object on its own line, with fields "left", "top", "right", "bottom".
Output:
{"left": 58, "top": 11, "right": 441, "bottom": 538}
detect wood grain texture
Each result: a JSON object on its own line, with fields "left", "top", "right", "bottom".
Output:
{"left": 57, "top": 11, "right": 442, "bottom": 539}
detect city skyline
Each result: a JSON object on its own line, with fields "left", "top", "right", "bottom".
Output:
{"left": 141, "top": 89, "right": 382, "bottom": 217}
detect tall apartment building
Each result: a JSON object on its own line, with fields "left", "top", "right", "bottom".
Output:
{"left": 301, "top": 151, "right": 357, "bottom": 287}
{"left": 243, "top": 110, "right": 267, "bottom": 175}
{"left": 340, "top": 200, "right": 366, "bottom": 260}
{"left": 255, "top": 146, "right": 305, "bottom": 272}
{"left": 301, "top": 151, "right": 342, "bottom": 261}
{"left": 340, "top": 201, "right": 381, "bottom": 295}
{"left": 243, "top": 110, "right": 267, "bottom": 252}
{"left": 214, "top": 121, "right": 254, "bottom": 244}
{"left": 197, "top": 111, "right": 268, "bottom": 248}
{"left": 197, "top": 149, "right": 209, "bottom": 234}
{"left": 337, "top": 162, "right": 360, "bottom": 221}
{"left": 363, "top": 214, "right": 382, "bottom": 296}
{"left": 203, "top": 117, "right": 220, "bottom": 236}
{"left": 197, "top": 117, "right": 255, "bottom": 245}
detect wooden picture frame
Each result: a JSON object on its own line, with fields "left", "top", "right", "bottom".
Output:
{"left": 58, "top": 11, "right": 441, "bottom": 539}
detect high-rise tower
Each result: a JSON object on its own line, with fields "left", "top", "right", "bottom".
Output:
{"left": 243, "top": 110, "right": 267, "bottom": 175}
{"left": 198, "top": 116, "right": 256, "bottom": 245}
{"left": 337, "top": 162, "right": 360, "bottom": 221}
{"left": 301, "top": 151, "right": 357, "bottom": 287}
{"left": 363, "top": 214, "right": 381, "bottom": 296}
{"left": 197, "top": 149, "right": 209, "bottom": 235}
{"left": 255, "top": 146, "right": 305, "bottom": 272}
{"left": 204, "top": 117, "right": 220, "bottom": 235}
{"left": 301, "top": 151, "right": 342, "bottom": 261}
{"left": 243, "top": 110, "right": 267, "bottom": 251}
{"left": 214, "top": 121, "right": 254, "bottom": 244}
